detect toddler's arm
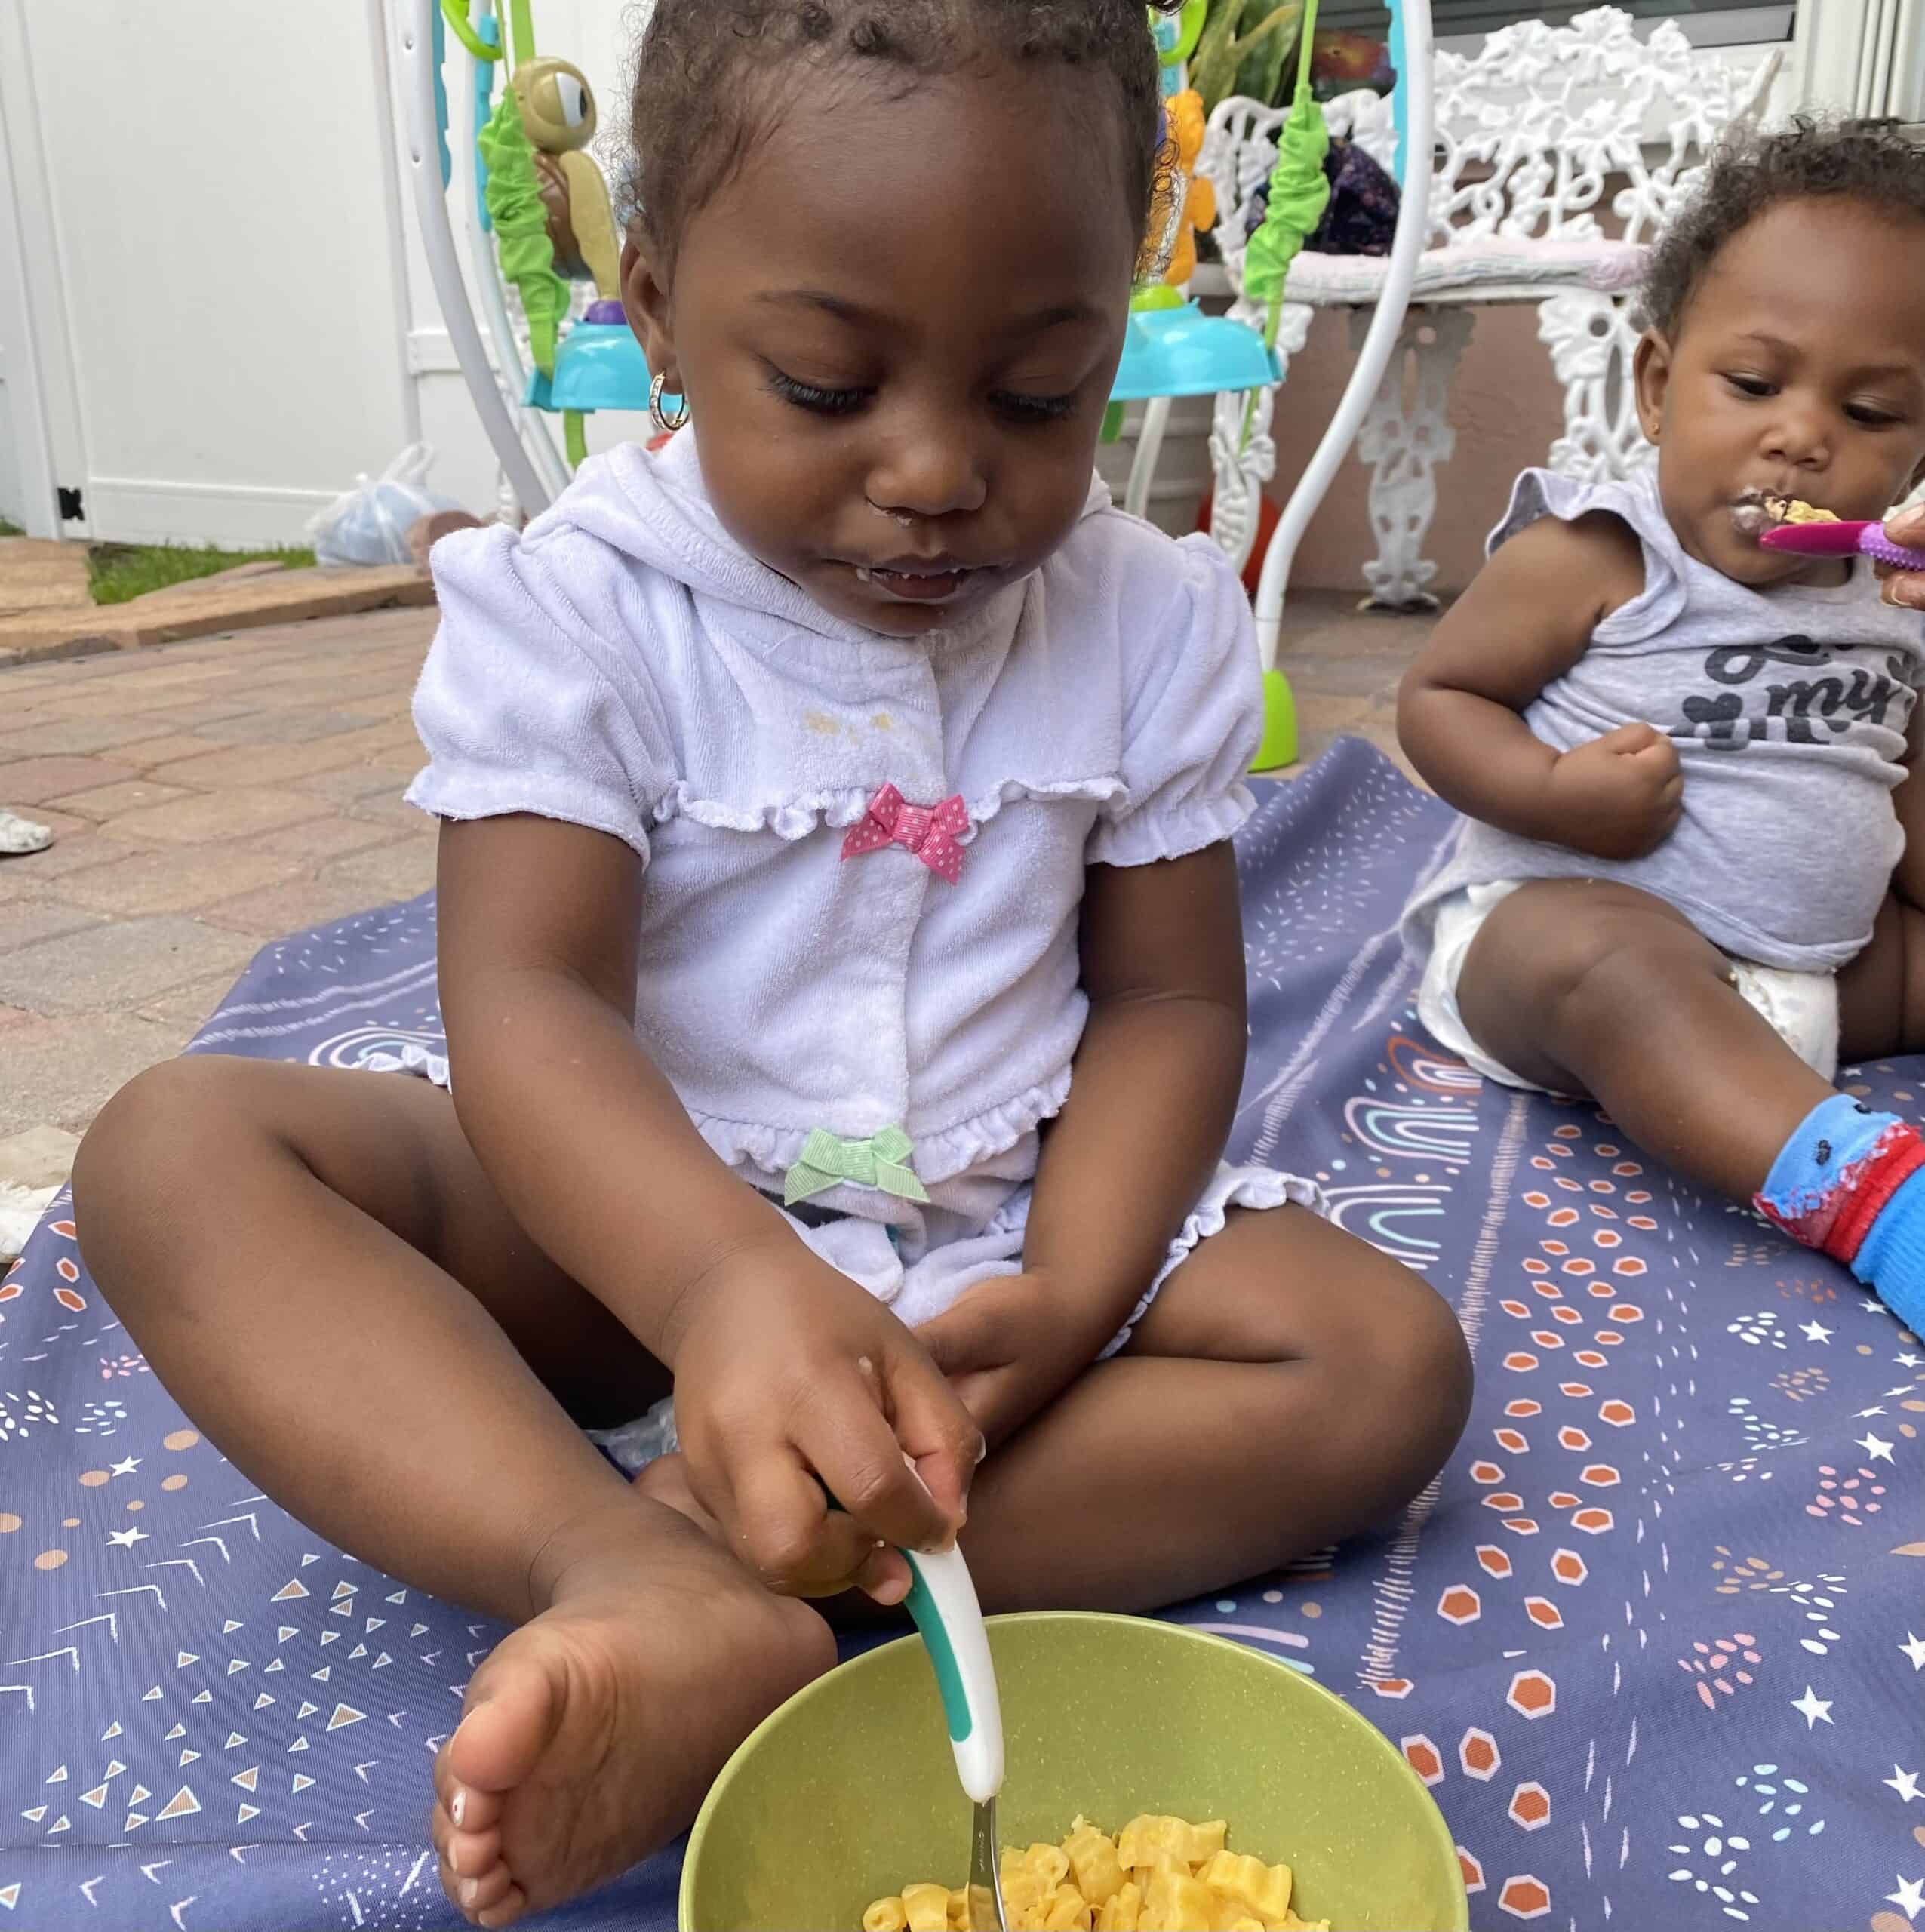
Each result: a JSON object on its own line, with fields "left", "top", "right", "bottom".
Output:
{"left": 435, "top": 812, "right": 979, "bottom": 1595}
{"left": 438, "top": 814, "right": 784, "bottom": 1333}
{"left": 1398, "top": 512, "right": 1681, "bottom": 861}
{"left": 1038, "top": 840, "right": 1248, "bottom": 1294}
{"left": 918, "top": 842, "right": 1247, "bottom": 1442}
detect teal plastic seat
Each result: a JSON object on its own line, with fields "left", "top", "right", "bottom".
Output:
{"left": 1109, "top": 301, "right": 1280, "bottom": 402}
{"left": 524, "top": 321, "right": 653, "bottom": 414}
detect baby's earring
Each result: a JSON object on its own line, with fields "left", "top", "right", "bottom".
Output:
{"left": 649, "top": 372, "right": 690, "bottom": 435}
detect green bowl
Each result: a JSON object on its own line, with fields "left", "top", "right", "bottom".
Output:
{"left": 681, "top": 1612, "right": 1467, "bottom": 1931}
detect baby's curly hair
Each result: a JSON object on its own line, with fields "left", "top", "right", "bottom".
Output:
{"left": 1641, "top": 115, "right": 1925, "bottom": 337}
{"left": 626, "top": 0, "right": 1183, "bottom": 272}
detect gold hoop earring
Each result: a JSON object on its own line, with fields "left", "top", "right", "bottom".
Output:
{"left": 649, "top": 372, "right": 690, "bottom": 435}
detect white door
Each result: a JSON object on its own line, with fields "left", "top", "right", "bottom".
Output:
{"left": 0, "top": 0, "right": 418, "bottom": 549}
{"left": 1795, "top": 0, "right": 1925, "bottom": 120}
{"left": 0, "top": 0, "right": 91, "bottom": 538}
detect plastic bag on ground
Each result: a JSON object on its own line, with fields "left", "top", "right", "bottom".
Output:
{"left": 306, "top": 444, "right": 464, "bottom": 567}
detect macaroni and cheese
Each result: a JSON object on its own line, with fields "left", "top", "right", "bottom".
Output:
{"left": 862, "top": 1813, "right": 1330, "bottom": 1932}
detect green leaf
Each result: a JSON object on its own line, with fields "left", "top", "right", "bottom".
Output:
{"left": 1194, "top": 0, "right": 1305, "bottom": 115}
{"left": 1190, "top": 1, "right": 1247, "bottom": 117}
{"left": 1234, "top": 2, "right": 1302, "bottom": 106}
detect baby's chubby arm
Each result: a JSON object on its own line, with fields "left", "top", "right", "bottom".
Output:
{"left": 1890, "top": 703, "right": 1925, "bottom": 911}
{"left": 1398, "top": 512, "right": 1681, "bottom": 862}
{"left": 435, "top": 813, "right": 981, "bottom": 1598}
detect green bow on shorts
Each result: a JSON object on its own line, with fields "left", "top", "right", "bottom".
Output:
{"left": 783, "top": 1126, "right": 930, "bottom": 1208}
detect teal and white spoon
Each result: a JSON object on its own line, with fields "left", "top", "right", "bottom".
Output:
{"left": 826, "top": 1482, "right": 1008, "bottom": 1932}
{"left": 899, "top": 1542, "right": 1007, "bottom": 1932}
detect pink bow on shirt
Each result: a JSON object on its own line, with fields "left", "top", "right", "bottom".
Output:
{"left": 841, "top": 783, "right": 970, "bottom": 884}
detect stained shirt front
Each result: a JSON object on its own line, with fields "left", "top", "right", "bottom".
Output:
{"left": 407, "top": 429, "right": 1262, "bottom": 1227}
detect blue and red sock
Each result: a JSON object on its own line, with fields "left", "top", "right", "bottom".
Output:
{"left": 1754, "top": 1093, "right": 1925, "bottom": 1334}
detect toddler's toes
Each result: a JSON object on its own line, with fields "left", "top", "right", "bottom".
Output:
{"left": 444, "top": 1652, "right": 567, "bottom": 1807}
{"left": 476, "top": 1883, "right": 529, "bottom": 1928}
{"left": 435, "top": 1740, "right": 508, "bottom": 1838}
{"left": 443, "top": 1822, "right": 504, "bottom": 1881}
{"left": 444, "top": 1857, "right": 520, "bottom": 1924}
{"left": 423, "top": 1500, "right": 832, "bottom": 1918}
{"left": 432, "top": 1760, "right": 512, "bottom": 1920}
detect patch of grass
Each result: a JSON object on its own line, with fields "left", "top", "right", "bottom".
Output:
{"left": 87, "top": 540, "right": 316, "bottom": 607}
{"left": 0, "top": 518, "right": 23, "bottom": 537}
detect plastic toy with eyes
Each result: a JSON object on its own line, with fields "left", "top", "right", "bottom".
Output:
{"left": 515, "top": 54, "right": 620, "bottom": 300}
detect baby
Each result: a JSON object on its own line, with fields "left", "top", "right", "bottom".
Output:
{"left": 75, "top": 4, "right": 1469, "bottom": 1924}
{"left": 1401, "top": 118, "right": 1925, "bottom": 1340}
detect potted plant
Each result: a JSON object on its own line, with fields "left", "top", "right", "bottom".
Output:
{"left": 1192, "top": 0, "right": 1305, "bottom": 120}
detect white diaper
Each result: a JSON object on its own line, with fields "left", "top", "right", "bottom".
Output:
{"left": 586, "top": 1159, "right": 1320, "bottom": 1477}
{"left": 1416, "top": 881, "right": 1840, "bottom": 1094}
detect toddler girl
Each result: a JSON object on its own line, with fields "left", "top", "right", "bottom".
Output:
{"left": 77, "top": 4, "right": 1470, "bottom": 1924}
{"left": 1401, "top": 119, "right": 1925, "bottom": 1341}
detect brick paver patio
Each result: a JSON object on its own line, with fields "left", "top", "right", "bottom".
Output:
{"left": 0, "top": 608, "right": 438, "bottom": 1142}
{"left": 0, "top": 590, "right": 1429, "bottom": 1158}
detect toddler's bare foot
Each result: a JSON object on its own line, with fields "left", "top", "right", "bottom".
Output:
{"left": 633, "top": 1448, "right": 725, "bottom": 1540}
{"left": 429, "top": 1497, "right": 832, "bottom": 1926}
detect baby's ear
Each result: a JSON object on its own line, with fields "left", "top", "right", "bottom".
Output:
{"left": 621, "top": 238, "right": 679, "bottom": 387}
{"left": 1631, "top": 328, "right": 1673, "bottom": 446}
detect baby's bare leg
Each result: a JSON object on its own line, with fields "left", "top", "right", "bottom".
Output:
{"left": 1837, "top": 891, "right": 1925, "bottom": 1059}
{"left": 75, "top": 1058, "right": 830, "bottom": 1930}
{"left": 1454, "top": 879, "right": 1836, "bottom": 1198}
{"left": 944, "top": 1208, "right": 1468, "bottom": 1611}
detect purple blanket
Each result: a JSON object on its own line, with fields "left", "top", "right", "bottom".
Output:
{"left": 3, "top": 738, "right": 1920, "bottom": 1930}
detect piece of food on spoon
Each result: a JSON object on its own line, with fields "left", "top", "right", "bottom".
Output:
{"left": 1763, "top": 494, "right": 1840, "bottom": 526}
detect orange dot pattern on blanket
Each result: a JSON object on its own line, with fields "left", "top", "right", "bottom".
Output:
{"left": 1507, "top": 1671, "right": 1556, "bottom": 1719}
{"left": 1367, "top": 1110, "right": 1742, "bottom": 1932}
{"left": 0, "top": 806, "right": 1909, "bottom": 1932}
{"left": 1401, "top": 1735, "right": 1444, "bottom": 1786}
{"left": 1499, "top": 1874, "right": 1552, "bottom": 1919}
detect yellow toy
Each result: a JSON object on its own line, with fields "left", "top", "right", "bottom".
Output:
{"left": 515, "top": 54, "right": 621, "bottom": 300}
{"left": 1160, "top": 88, "right": 1218, "bottom": 287}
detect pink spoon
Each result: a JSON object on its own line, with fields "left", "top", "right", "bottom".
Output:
{"left": 1759, "top": 518, "right": 1925, "bottom": 571}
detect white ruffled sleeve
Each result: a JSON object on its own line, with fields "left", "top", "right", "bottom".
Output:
{"left": 1087, "top": 534, "right": 1262, "bottom": 867}
{"left": 405, "top": 522, "right": 675, "bottom": 865}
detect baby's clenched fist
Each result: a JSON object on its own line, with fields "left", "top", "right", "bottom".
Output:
{"left": 1540, "top": 721, "right": 1684, "bottom": 861}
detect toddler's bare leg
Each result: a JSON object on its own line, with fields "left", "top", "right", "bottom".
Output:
{"left": 634, "top": 1208, "right": 1468, "bottom": 1612}
{"left": 1454, "top": 878, "right": 1836, "bottom": 1198}
{"left": 76, "top": 1058, "right": 830, "bottom": 1930}
{"left": 943, "top": 1207, "right": 1471, "bottom": 1609}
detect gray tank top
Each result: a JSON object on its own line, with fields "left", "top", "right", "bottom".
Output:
{"left": 1404, "top": 466, "right": 1925, "bottom": 973}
